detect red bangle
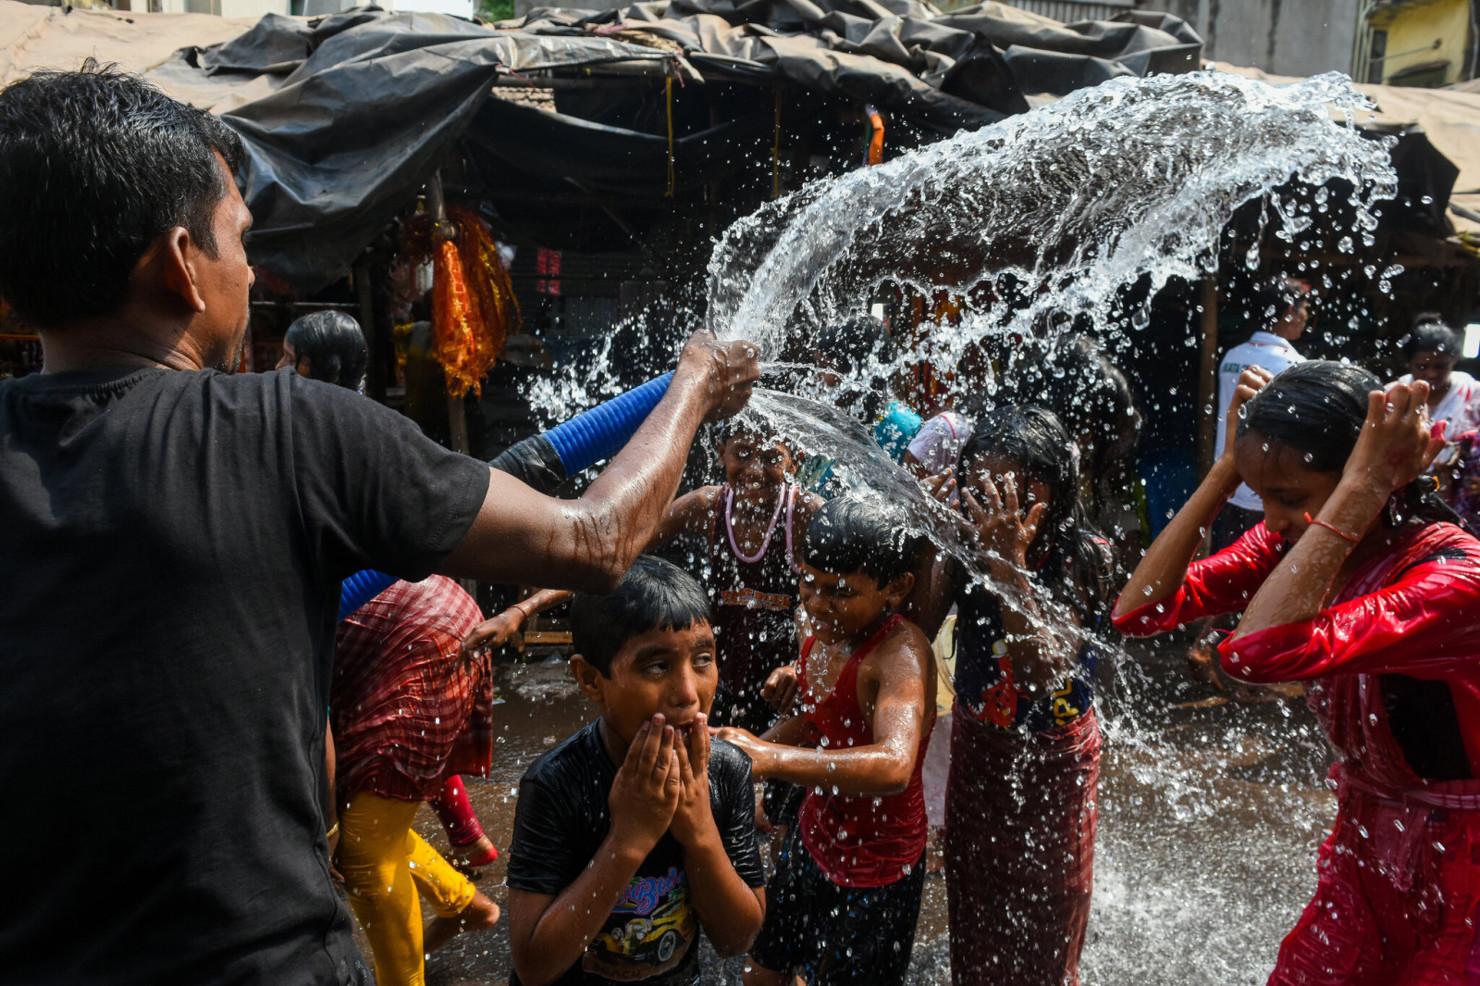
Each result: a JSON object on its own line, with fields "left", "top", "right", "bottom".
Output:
{"left": 1303, "top": 512, "right": 1360, "bottom": 544}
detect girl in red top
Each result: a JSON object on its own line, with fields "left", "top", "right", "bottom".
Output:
{"left": 1116, "top": 360, "right": 1480, "bottom": 985}
{"left": 717, "top": 497, "right": 936, "bottom": 986}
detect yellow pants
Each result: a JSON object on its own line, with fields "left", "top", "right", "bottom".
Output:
{"left": 337, "top": 792, "right": 477, "bottom": 986}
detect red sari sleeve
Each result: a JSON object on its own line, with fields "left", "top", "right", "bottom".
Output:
{"left": 1220, "top": 541, "right": 1480, "bottom": 683}
{"left": 1113, "top": 523, "right": 1285, "bottom": 636}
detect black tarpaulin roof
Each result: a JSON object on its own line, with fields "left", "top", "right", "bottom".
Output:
{"left": 122, "top": 2, "right": 1200, "bottom": 289}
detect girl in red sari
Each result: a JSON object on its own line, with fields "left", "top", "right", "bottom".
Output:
{"left": 1116, "top": 360, "right": 1480, "bottom": 984}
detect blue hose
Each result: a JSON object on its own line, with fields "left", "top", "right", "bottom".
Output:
{"left": 338, "top": 568, "right": 396, "bottom": 621}
{"left": 544, "top": 372, "right": 674, "bottom": 474}
{"left": 339, "top": 373, "right": 676, "bottom": 621}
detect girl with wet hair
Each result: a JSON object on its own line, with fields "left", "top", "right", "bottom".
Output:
{"left": 912, "top": 404, "right": 1112, "bottom": 985}
{"left": 276, "top": 309, "right": 369, "bottom": 392}
{"left": 1116, "top": 359, "right": 1480, "bottom": 984}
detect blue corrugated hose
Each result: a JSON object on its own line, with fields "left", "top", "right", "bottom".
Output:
{"left": 338, "top": 372, "right": 675, "bottom": 620}
{"left": 544, "top": 372, "right": 674, "bottom": 474}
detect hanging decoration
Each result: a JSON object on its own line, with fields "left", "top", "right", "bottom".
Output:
{"left": 431, "top": 206, "right": 521, "bottom": 397}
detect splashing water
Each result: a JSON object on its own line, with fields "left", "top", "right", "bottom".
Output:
{"left": 706, "top": 69, "right": 1391, "bottom": 351}
{"left": 691, "top": 70, "right": 1395, "bottom": 983}
{"left": 696, "top": 69, "right": 1396, "bottom": 655}
{"left": 511, "top": 69, "right": 1400, "bottom": 984}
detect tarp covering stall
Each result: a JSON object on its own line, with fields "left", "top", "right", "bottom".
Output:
{"left": 0, "top": 0, "right": 1204, "bottom": 289}
{"left": 1216, "top": 62, "right": 1480, "bottom": 242}
{"left": 4, "top": 1, "right": 1477, "bottom": 286}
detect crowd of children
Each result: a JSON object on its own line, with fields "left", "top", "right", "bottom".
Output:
{"left": 301, "top": 294, "right": 1480, "bottom": 986}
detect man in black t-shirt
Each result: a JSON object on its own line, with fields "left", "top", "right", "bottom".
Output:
{"left": 0, "top": 70, "right": 757, "bottom": 985}
{"left": 506, "top": 557, "right": 766, "bottom": 985}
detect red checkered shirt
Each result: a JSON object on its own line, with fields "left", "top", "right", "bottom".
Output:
{"left": 331, "top": 575, "right": 493, "bottom": 802}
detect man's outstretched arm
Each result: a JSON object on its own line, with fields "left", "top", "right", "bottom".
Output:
{"left": 440, "top": 333, "right": 759, "bottom": 591}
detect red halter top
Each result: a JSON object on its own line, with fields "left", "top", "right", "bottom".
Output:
{"left": 796, "top": 613, "right": 933, "bottom": 888}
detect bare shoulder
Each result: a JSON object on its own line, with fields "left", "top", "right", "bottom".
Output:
{"left": 668, "top": 484, "right": 723, "bottom": 522}
{"left": 868, "top": 618, "right": 934, "bottom": 679}
{"left": 797, "top": 490, "right": 826, "bottom": 517}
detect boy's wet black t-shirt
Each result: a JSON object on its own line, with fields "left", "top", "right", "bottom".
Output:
{"left": 0, "top": 367, "right": 490, "bottom": 984}
{"left": 507, "top": 721, "right": 766, "bottom": 985}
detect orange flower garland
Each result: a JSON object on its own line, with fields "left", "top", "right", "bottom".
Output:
{"left": 431, "top": 207, "right": 521, "bottom": 397}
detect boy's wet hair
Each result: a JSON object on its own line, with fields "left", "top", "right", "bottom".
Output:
{"left": 1247, "top": 275, "right": 1311, "bottom": 328}
{"left": 570, "top": 556, "right": 713, "bottom": 677}
{"left": 801, "top": 496, "right": 921, "bottom": 585}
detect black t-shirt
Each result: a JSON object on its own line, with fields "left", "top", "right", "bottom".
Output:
{"left": 507, "top": 721, "right": 766, "bottom": 986}
{"left": 0, "top": 367, "right": 490, "bottom": 985}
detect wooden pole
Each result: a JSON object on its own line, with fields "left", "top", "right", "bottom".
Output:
{"left": 1197, "top": 276, "right": 1220, "bottom": 480}
{"left": 353, "top": 255, "right": 385, "bottom": 402}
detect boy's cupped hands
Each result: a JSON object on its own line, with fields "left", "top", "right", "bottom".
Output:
{"left": 608, "top": 713, "right": 717, "bottom": 855}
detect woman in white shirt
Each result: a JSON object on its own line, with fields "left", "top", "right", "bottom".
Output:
{"left": 1394, "top": 314, "right": 1480, "bottom": 438}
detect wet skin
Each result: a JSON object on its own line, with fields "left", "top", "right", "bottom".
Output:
{"left": 718, "top": 562, "right": 933, "bottom": 797}
{"left": 797, "top": 562, "right": 910, "bottom": 648}
{"left": 570, "top": 621, "right": 719, "bottom": 758}
{"left": 1233, "top": 436, "right": 1340, "bottom": 547}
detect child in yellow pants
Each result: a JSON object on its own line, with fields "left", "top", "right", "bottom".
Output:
{"left": 337, "top": 791, "right": 496, "bottom": 986}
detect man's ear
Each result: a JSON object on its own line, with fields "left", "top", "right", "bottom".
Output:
{"left": 569, "top": 654, "right": 606, "bottom": 704}
{"left": 147, "top": 226, "right": 207, "bottom": 314}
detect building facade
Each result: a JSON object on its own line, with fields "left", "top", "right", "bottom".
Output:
{"left": 1355, "top": 0, "right": 1479, "bottom": 87}
{"left": 1156, "top": 0, "right": 1359, "bottom": 77}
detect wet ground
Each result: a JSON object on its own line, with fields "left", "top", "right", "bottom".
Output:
{"left": 401, "top": 636, "right": 1335, "bottom": 985}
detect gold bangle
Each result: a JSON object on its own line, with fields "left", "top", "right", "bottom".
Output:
{"left": 326, "top": 822, "right": 339, "bottom": 841}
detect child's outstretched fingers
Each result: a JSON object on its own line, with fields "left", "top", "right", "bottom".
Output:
{"left": 762, "top": 665, "right": 799, "bottom": 709}
{"left": 1023, "top": 500, "right": 1048, "bottom": 543}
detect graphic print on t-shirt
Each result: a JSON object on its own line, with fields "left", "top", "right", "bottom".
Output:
{"left": 585, "top": 866, "right": 695, "bottom": 980}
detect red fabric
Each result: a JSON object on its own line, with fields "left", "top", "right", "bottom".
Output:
{"left": 430, "top": 775, "right": 489, "bottom": 850}
{"left": 1115, "top": 522, "right": 1480, "bottom": 780}
{"left": 1115, "top": 521, "right": 1480, "bottom": 983}
{"left": 796, "top": 614, "right": 933, "bottom": 889}
{"left": 1269, "top": 783, "right": 1480, "bottom": 985}
{"left": 332, "top": 576, "right": 493, "bottom": 803}
{"left": 944, "top": 710, "right": 1100, "bottom": 986}
{"left": 1218, "top": 524, "right": 1480, "bottom": 780}
{"left": 1112, "top": 521, "right": 1286, "bottom": 636}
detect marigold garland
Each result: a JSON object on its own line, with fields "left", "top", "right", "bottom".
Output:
{"left": 431, "top": 207, "right": 521, "bottom": 397}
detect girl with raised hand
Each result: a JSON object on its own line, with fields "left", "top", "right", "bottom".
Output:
{"left": 913, "top": 406, "right": 1112, "bottom": 986}
{"left": 1116, "top": 360, "right": 1480, "bottom": 984}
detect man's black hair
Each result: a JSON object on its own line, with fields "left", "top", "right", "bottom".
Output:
{"left": 570, "top": 556, "right": 713, "bottom": 677}
{"left": 1401, "top": 314, "right": 1461, "bottom": 359}
{"left": 1247, "top": 275, "right": 1310, "bottom": 329}
{"left": 285, "top": 311, "right": 368, "bottom": 391}
{"left": 800, "top": 496, "right": 922, "bottom": 585}
{"left": 0, "top": 64, "right": 245, "bottom": 327}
